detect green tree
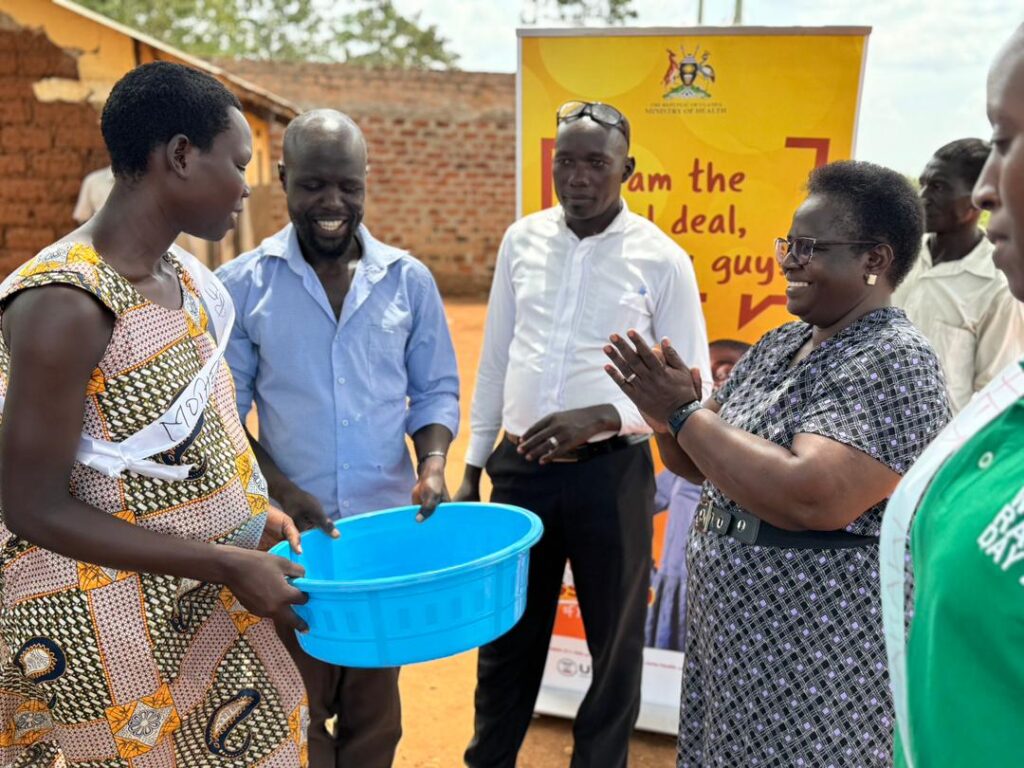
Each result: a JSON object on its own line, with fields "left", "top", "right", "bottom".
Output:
{"left": 337, "top": 1, "right": 459, "bottom": 69}
{"left": 522, "top": 0, "right": 637, "bottom": 25}
{"left": 76, "top": 0, "right": 459, "bottom": 68}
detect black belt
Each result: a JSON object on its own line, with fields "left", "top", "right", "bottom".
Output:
{"left": 504, "top": 432, "right": 649, "bottom": 463}
{"left": 694, "top": 499, "right": 878, "bottom": 550}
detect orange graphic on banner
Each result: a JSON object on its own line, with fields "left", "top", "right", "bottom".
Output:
{"left": 553, "top": 583, "right": 586, "bottom": 640}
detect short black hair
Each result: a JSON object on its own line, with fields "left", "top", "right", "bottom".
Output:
{"left": 932, "top": 138, "right": 991, "bottom": 187}
{"left": 101, "top": 61, "right": 242, "bottom": 179}
{"left": 806, "top": 160, "right": 924, "bottom": 288}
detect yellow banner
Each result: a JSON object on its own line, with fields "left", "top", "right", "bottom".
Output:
{"left": 519, "top": 27, "right": 869, "bottom": 343}
{"left": 524, "top": 27, "right": 871, "bottom": 734}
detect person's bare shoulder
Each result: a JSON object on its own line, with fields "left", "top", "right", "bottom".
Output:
{"left": 3, "top": 284, "right": 112, "bottom": 363}
{"left": 50, "top": 224, "right": 96, "bottom": 251}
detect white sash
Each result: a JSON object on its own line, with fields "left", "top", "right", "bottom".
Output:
{"left": 0, "top": 246, "right": 235, "bottom": 482}
{"left": 880, "top": 359, "right": 1024, "bottom": 767}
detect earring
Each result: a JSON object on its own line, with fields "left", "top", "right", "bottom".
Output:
{"left": 865, "top": 274, "right": 878, "bottom": 286}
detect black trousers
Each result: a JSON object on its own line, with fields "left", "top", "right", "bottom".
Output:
{"left": 277, "top": 624, "right": 402, "bottom": 768}
{"left": 464, "top": 437, "right": 654, "bottom": 768}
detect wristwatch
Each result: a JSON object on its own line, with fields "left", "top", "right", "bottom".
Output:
{"left": 667, "top": 400, "right": 702, "bottom": 438}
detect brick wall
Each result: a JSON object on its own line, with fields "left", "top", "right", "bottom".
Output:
{"left": 0, "top": 19, "right": 109, "bottom": 276}
{"left": 0, "top": 33, "right": 516, "bottom": 294}
{"left": 223, "top": 61, "right": 516, "bottom": 296}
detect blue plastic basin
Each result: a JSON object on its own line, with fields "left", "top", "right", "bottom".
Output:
{"left": 269, "top": 502, "right": 543, "bottom": 667}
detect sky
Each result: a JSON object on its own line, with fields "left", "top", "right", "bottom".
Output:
{"left": 390, "top": 0, "right": 1017, "bottom": 176}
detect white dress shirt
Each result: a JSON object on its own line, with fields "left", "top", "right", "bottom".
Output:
{"left": 892, "top": 234, "right": 1024, "bottom": 413}
{"left": 466, "top": 201, "right": 711, "bottom": 468}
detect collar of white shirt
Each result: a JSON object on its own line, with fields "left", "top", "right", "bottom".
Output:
{"left": 920, "top": 233, "right": 997, "bottom": 279}
{"left": 544, "top": 198, "right": 633, "bottom": 239}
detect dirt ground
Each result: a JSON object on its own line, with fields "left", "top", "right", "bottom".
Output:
{"left": 396, "top": 650, "right": 676, "bottom": 767}
{"left": 392, "top": 301, "right": 676, "bottom": 767}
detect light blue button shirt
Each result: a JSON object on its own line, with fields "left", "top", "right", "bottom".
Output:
{"left": 216, "top": 223, "right": 460, "bottom": 520}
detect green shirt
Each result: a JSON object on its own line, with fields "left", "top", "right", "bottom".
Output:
{"left": 898, "top": 393, "right": 1024, "bottom": 766}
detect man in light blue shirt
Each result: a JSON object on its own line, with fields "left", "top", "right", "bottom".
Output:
{"left": 217, "top": 109, "right": 459, "bottom": 768}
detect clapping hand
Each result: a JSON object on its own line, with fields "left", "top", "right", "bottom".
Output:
{"left": 603, "top": 331, "right": 703, "bottom": 431}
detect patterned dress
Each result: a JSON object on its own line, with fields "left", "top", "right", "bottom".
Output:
{"left": 678, "top": 308, "right": 950, "bottom": 767}
{"left": 0, "top": 243, "right": 308, "bottom": 767}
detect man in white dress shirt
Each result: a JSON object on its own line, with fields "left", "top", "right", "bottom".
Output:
{"left": 456, "top": 101, "right": 710, "bottom": 768}
{"left": 893, "top": 138, "right": 1024, "bottom": 412}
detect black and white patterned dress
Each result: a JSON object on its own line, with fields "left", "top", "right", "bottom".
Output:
{"left": 678, "top": 308, "right": 950, "bottom": 767}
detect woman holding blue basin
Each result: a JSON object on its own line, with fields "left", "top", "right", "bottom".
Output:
{"left": 0, "top": 63, "right": 308, "bottom": 767}
{"left": 604, "top": 161, "right": 950, "bottom": 766}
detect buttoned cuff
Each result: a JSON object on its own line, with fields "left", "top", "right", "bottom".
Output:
{"left": 466, "top": 429, "right": 501, "bottom": 468}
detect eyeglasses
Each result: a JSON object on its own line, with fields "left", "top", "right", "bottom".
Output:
{"left": 556, "top": 101, "right": 629, "bottom": 141}
{"left": 774, "top": 236, "right": 883, "bottom": 267}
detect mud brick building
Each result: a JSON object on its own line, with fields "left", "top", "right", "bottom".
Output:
{"left": 0, "top": 0, "right": 517, "bottom": 296}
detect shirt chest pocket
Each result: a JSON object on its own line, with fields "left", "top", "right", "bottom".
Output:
{"left": 614, "top": 292, "right": 652, "bottom": 332}
{"left": 368, "top": 325, "right": 409, "bottom": 402}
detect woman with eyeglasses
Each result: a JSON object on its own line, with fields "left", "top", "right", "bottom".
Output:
{"left": 882, "top": 25, "right": 1024, "bottom": 768}
{"left": 603, "top": 160, "right": 951, "bottom": 767}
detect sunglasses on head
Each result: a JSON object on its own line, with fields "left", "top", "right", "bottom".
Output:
{"left": 556, "top": 101, "right": 629, "bottom": 142}
{"left": 773, "top": 236, "right": 884, "bottom": 267}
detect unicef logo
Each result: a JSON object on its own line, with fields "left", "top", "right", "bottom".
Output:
{"left": 556, "top": 658, "right": 578, "bottom": 677}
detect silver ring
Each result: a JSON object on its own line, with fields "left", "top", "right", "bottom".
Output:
{"left": 625, "top": 372, "right": 638, "bottom": 384}
{"left": 547, "top": 436, "right": 559, "bottom": 449}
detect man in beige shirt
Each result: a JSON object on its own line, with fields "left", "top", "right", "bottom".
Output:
{"left": 71, "top": 165, "right": 115, "bottom": 224}
{"left": 894, "top": 138, "right": 1024, "bottom": 412}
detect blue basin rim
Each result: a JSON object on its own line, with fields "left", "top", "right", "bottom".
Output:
{"left": 278, "top": 502, "right": 544, "bottom": 593}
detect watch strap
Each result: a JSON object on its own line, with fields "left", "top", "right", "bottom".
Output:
{"left": 667, "top": 400, "right": 702, "bottom": 438}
